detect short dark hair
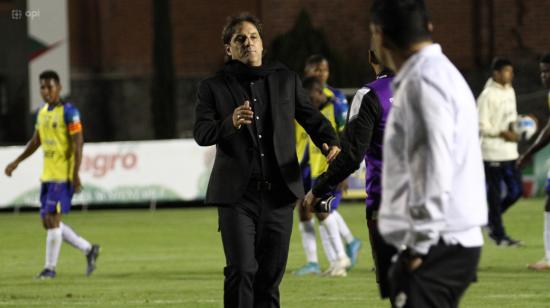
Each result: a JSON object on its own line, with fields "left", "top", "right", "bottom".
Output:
{"left": 39, "top": 70, "right": 60, "bottom": 83}
{"left": 541, "top": 53, "right": 550, "bottom": 64}
{"left": 305, "top": 54, "right": 328, "bottom": 67}
{"left": 302, "top": 76, "right": 322, "bottom": 91}
{"left": 221, "top": 13, "right": 263, "bottom": 45}
{"left": 370, "top": 0, "right": 432, "bottom": 49}
{"left": 491, "top": 58, "right": 513, "bottom": 71}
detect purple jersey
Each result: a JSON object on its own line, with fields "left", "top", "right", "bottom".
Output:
{"left": 364, "top": 75, "right": 393, "bottom": 209}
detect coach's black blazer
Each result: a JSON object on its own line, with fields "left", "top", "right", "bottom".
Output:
{"left": 193, "top": 63, "right": 338, "bottom": 205}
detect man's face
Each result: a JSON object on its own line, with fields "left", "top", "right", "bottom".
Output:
{"left": 540, "top": 62, "right": 550, "bottom": 89}
{"left": 493, "top": 65, "right": 514, "bottom": 85}
{"left": 40, "top": 78, "right": 61, "bottom": 104}
{"left": 305, "top": 60, "right": 330, "bottom": 84}
{"left": 308, "top": 83, "right": 326, "bottom": 108}
{"left": 497, "top": 65, "right": 514, "bottom": 85}
{"left": 225, "top": 21, "right": 263, "bottom": 67}
{"left": 369, "top": 23, "right": 396, "bottom": 72}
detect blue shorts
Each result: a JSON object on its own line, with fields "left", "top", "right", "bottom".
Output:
{"left": 40, "top": 182, "right": 73, "bottom": 218}
{"left": 546, "top": 178, "right": 550, "bottom": 195}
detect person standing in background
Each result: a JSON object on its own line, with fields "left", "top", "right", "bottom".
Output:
{"left": 478, "top": 58, "right": 523, "bottom": 247}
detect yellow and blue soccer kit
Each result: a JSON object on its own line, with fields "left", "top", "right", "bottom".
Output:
{"left": 35, "top": 102, "right": 82, "bottom": 218}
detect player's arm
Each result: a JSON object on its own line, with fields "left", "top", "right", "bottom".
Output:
{"left": 517, "top": 118, "right": 550, "bottom": 169}
{"left": 4, "top": 131, "right": 41, "bottom": 176}
{"left": 71, "top": 131, "right": 83, "bottom": 192}
{"left": 312, "top": 89, "right": 380, "bottom": 198}
{"left": 66, "top": 106, "right": 84, "bottom": 192}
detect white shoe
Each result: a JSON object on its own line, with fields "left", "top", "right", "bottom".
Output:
{"left": 527, "top": 259, "right": 550, "bottom": 271}
{"left": 322, "top": 257, "right": 351, "bottom": 277}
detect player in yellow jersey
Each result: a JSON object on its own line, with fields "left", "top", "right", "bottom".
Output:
{"left": 4, "top": 70, "right": 99, "bottom": 279}
{"left": 293, "top": 57, "right": 361, "bottom": 277}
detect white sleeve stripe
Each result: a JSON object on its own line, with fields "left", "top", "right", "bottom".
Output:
{"left": 348, "top": 87, "right": 370, "bottom": 121}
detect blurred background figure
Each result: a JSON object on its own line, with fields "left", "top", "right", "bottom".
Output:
{"left": 293, "top": 75, "right": 357, "bottom": 277}
{"left": 478, "top": 58, "right": 523, "bottom": 247}
{"left": 303, "top": 49, "right": 396, "bottom": 300}
{"left": 517, "top": 53, "right": 550, "bottom": 271}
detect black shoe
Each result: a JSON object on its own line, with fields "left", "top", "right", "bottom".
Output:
{"left": 498, "top": 235, "right": 522, "bottom": 247}
{"left": 36, "top": 268, "right": 56, "bottom": 279}
{"left": 86, "top": 244, "right": 100, "bottom": 276}
{"left": 490, "top": 233, "right": 522, "bottom": 247}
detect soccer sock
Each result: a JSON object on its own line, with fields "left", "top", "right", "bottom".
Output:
{"left": 319, "top": 222, "right": 336, "bottom": 265}
{"left": 320, "top": 214, "right": 347, "bottom": 260}
{"left": 45, "top": 227, "right": 62, "bottom": 270}
{"left": 298, "top": 219, "right": 318, "bottom": 264}
{"left": 544, "top": 212, "right": 550, "bottom": 261}
{"left": 61, "top": 222, "right": 92, "bottom": 254}
{"left": 332, "top": 210, "right": 354, "bottom": 244}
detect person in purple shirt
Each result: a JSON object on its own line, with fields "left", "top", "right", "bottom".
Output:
{"left": 303, "top": 50, "right": 396, "bottom": 301}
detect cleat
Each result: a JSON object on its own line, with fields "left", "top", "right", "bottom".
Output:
{"left": 292, "top": 262, "right": 321, "bottom": 276}
{"left": 497, "top": 235, "right": 522, "bottom": 247}
{"left": 488, "top": 233, "right": 522, "bottom": 247}
{"left": 86, "top": 244, "right": 100, "bottom": 276}
{"left": 345, "top": 238, "right": 362, "bottom": 270}
{"left": 527, "top": 259, "right": 550, "bottom": 271}
{"left": 36, "top": 268, "right": 56, "bottom": 279}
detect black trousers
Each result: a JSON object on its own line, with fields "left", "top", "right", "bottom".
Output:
{"left": 366, "top": 203, "right": 397, "bottom": 300}
{"left": 218, "top": 182, "right": 294, "bottom": 308}
{"left": 484, "top": 160, "right": 523, "bottom": 238}
{"left": 388, "top": 241, "right": 481, "bottom": 308}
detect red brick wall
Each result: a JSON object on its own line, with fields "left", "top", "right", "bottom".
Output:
{"left": 170, "top": 0, "right": 258, "bottom": 76}
{"left": 70, "top": 0, "right": 152, "bottom": 76}
{"left": 426, "top": 0, "right": 475, "bottom": 69}
{"left": 68, "top": 0, "right": 550, "bottom": 81}
{"left": 492, "top": 0, "right": 550, "bottom": 57}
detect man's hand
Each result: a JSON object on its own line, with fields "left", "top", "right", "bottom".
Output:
{"left": 72, "top": 174, "right": 83, "bottom": 193}
{"left": 232, "top": 100, "right": 254, "bottom": 129}
{"left": 322, "top": 143, "right": 341, "bottom": 163}
{"left": 4, "top": 161, "right": 18, "bottom": 177}
{"left": 302, "top": 190, "right": 320, "bottom": 211}
{"left": 500, "top": 130, "right": 518, "bottom": 142}
{"left": 516, "top": 154, "right": 531, "bottom": 170}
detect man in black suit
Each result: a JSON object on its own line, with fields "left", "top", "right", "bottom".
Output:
{"left": 193, "top": 13, "right": 340, "bottom": 308}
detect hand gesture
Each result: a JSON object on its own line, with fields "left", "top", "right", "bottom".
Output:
{"left": 232, "top": 100, "right": 254, "bottom": 129}
{"left": 322, "top": 143, "right": 341, "bottom": 163}
{"left": 4, "top": 161, "right": 18, "bottom": 177}
{"left": 302, "top": 189, "right": 320, "bottom": 211}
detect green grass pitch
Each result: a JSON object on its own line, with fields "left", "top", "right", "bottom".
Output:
{"left": 1, "top": 198, "right": 550, "bottom": 307}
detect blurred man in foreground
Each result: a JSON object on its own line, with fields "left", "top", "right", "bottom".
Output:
{"left": 370, "top": 0, "right": 487, "bottom": 306}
